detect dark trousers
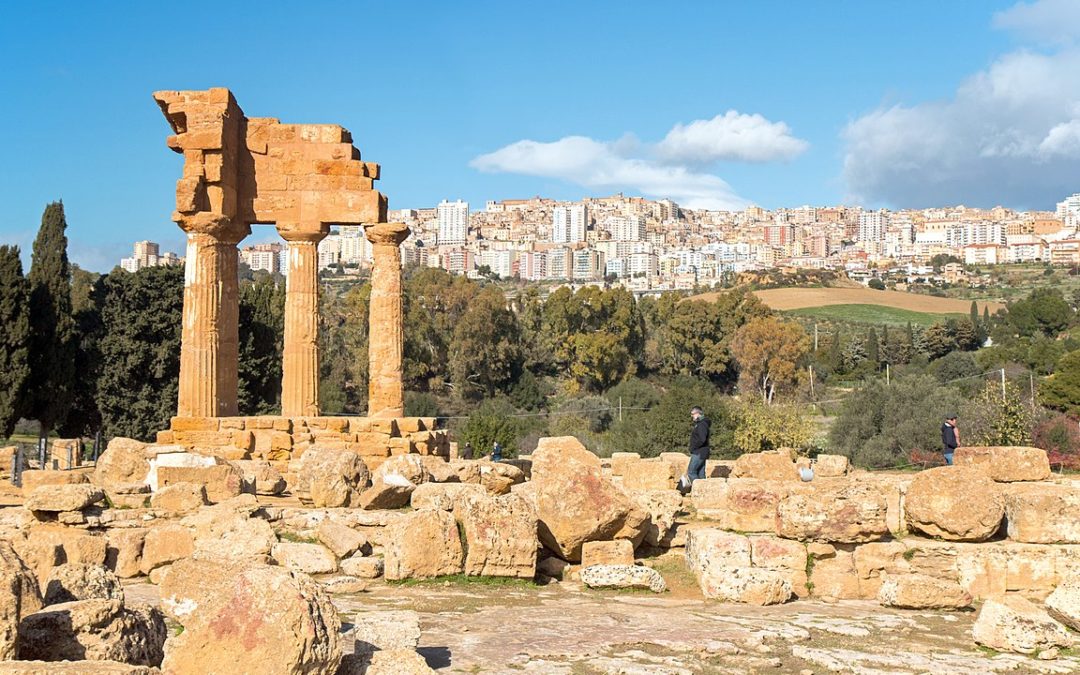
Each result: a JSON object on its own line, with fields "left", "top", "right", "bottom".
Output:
{"left": 687, "top": 452, "right": 708, "bottom": 482}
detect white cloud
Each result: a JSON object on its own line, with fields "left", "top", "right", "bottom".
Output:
{"left": 470, "top": 111, "right": 806, "bottom": 210}
{"left": 656, "top": 111, "right": 808, "bottom": 164}
{"left": 993, "top": 0, "right": 1080, "bottom": 45}
{"left": 842, "top": 45, "right": 1080, "bottom": 209}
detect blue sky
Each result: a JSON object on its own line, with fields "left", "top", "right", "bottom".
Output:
{"left": 2, "top": 0, "right": 1079, "bottom": 271}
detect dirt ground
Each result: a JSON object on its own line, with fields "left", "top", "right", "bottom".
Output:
{"left": 126, "top": 563, "right": 1079, "bottom": 674}
{"left": 745, "top": 287, "right": 1003, "bottom": 313}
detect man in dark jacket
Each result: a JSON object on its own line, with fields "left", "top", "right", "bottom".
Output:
{"left": 686, "top": 406, "right": 711, "bottom": 484}
{"left": 941, "top": 414, "right": 959, "bottom": 465}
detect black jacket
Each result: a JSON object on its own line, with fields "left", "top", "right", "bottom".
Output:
{"left": 689, "top": 416, "right": 711, "bottom": 456}
{"left": 941, "top": 422, "right": 958, "bottom": 451}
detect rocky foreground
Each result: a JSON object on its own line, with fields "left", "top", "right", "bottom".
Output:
{"left": 0, "top": 431, "right": 1077, "bottom": 673}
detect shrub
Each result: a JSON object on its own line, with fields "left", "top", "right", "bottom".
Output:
{"left": 1032, "top": 413, "right": 1080, "bottom": 471}
{"left": 732, "top": 400, "right": 815, "bottom": 455}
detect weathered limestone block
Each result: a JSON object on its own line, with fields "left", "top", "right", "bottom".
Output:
{"left": 1046, "top": 576, "right": 1080, "bottom": 631}
{"left": 731, "top": 451, "right": 799, "bottom": 481}
{"left": 157, "top": 463, "right": 247, "bottom": 503}
{"left": 232, "top": 459, "right": 286, "bottom": 495}
{"left": 17, "top": 599, "right": 166, "bottom": 666}
{"left": 581, "top": 564, "right": 667, "bottom": 593}
{"left": 878, "top": 574, "right": 972, "bottom": 609}
{"left": 157, "top": 556, "right": 341, "bottom": 674}
{"left": 295, "top": 446, "right": 370, "bottom": 508}
{"left": 383, "top": 509, "right": 464, "bottom": 580}
{"left": 410, "top": 482, "right": 487, "bottom": 511}
{"left": 750, "top": 535, "right": 808, "bottom": 597}
{"left": 92, "top": 438, "right": 150, "bottom": 490}
{"left": 457, "top": 493, "right": 537, "bottom": 578}
{"left": 140, "top": 524, "right": 194, "bottom": 574}
{"left": 813, "top": 454, "right": 849, "bottom": 477}
{"left": 373, "top": 454, "right": 431, "bottom": 486}
{"left": 145, "top": 451, "right": 217, "bottom": 491}
{"left": 20, "top": 469, "right": 87, "bottom": 496}
{"left": 43, "top": 563, "right": 124, "bottom": 605}
{"left": 104, "top": 529, "right": 146, "bottom": 579}
{"left": 316, "top": 520, "right": 368, "bottom": 559}
{"left": 659, "top": 452, "right": 691, "bottom": 479}
{"left": 272, "top": 542, "right": 338, "bottom": 574}
{"left": 809, "top": 548, "right": 862, "bottom": 600}
{"left": 350, "top": 609, "right": 421, "bottom": 654}
{"left": 905, "top": 466, "right": 1004, "bottom": 541}
{"left": 180, "top": 495, "right": 276, "bottom": 560}
{"left": 691, "top": 478, "right": 794, "bottom": 533}
{"left": 532, "top": 437, "right": 637, "bottom": 561}
{"left": 1005, "top": 483, "right": 1080, "bottom": 544}
{"left": 610, "top": 452, "right": 640, "bottom": 477}
{"left": 149, "top": 482, "right": 207, "bottom": 515}
{"left": 340, "top": 555, "right": 383, "bottom": 579}
{"left": 0, "top": 662, "right": 160, "bottom": 674}
{"left": 954, "top": 446, "right": 1051, "bottom": 482}
{"left": 972, "top": 595, "right": 1074, "bottom": 654}
{"left": 852, "top": 541, "right": 909, "bottom": 598}
{"left": 621, "top": 458, "right": 677, "bottom": 491}
{"left": 342, "top": 649, "right": 435, "bottom": 675}
{"left": 581, "top": 540, "right": 634, "bottom": 568}
{"left": 777, "top": 481, "right": 889, "bottom": 543}
{"left": 685, "top": 528, "right": 789, "bottom": 603}
{"left": 419, "top": 456, "right": 459, "bottom": 483}
{"left": 631, "top": 489, "right": 683, "bottom": 548}
{"left": 25, "top": 484, "right": 104, "bottom": 513}
{"left": 357, "top": 475, "right": 415, "bottom": 510}
{"left": 0, "top": 541, "right": 43, "bottom": 660}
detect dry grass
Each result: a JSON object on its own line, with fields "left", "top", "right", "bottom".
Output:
{"left": 719, "top": 288, "right": 1005, "bottom": 313}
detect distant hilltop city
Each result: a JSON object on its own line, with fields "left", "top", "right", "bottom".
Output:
{"left": 121, "top": 192, "right": 1080, "bottom": 292}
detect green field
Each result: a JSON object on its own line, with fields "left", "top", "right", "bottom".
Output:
{"left": 786, "top": 304, "right": 965, "bottom": 326}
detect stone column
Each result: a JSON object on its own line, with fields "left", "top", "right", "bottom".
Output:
{"left": 280, "top": 231, "right": 327, "bottom": 417}
{"left": 364, "top": 222, "right": 411, "bottom": 418}
{"left": 177, "top": 228, "right": 241, "bottom": 418}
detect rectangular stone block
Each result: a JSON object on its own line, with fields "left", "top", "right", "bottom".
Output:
{"left": 750, "top": 535, "right": 808, "bottom": 597}
{"left": 170, "top": 416, "right": 220, "bottom": 432}
{"left": 218, "top": 417, "right": 246, "bottom": 430}
{"left": 232, "top": 431, "right": 255, "bottom": 453}
{"left": 581, "top": 540, "right": 634, "bottom": 568}
{"left": 272, "top": 417, "right": 293, "bottom": 432}
{"left": 388, "top": 438, "right": 415, "bottom": 456}
{"left": 610, "top": 452, "right": 640, "bottom": 477}
{"left": 156, "top": 430, "right": 175, "bottom": 444}
{"left": 246, "top": 416, "right": 274, "bottom": 429}
{"left": 172, "top": 430, "right": 234, "bottom": 447}
{"left": 659, "top": 452, "right": 690, "bottom": 478}
{"left": 621, "top": 458, "right": 676, "bottom": 492}
{"left": 396, "top": 417, "right": 424, "bottom": 433}
{"left": 370, "top": 418, "right": 398, "bottom": 435}
{"left": 1005, "top": 483, "right": 1080, "bottom": 544}
{"left": 158, "top": 464, "right": 250, "bottom": 503}
{"left": 692, "top": 478, "right": 792, "bottom": 533}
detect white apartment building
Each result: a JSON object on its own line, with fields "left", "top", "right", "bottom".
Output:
{"left": 1005, "top": 234, "right": 1049, "bottom": 263}
{"left": 610, "top": 215, "right": 646, "bottom": 242}
{"left": 120, "top": 240, "right": 181, "bottom": 272}
{"left": 572, "top": 249, "right": 605, "bottom": 280}
{"left": 1056, "top": 193, "right": 1080, "bottom": 228}
{"left": 552, "top": 204, "right": 588, "bottom": 244}
{"left": 858, "top": 210, "right": 887, "bottom": 242}
{"left": 317, "top": 236, "right": 342, "bottom": 269}
{"left": 546, "top": 247, "right": 572, "bottom": 279}
{"left": 437, "top": 199, "right": 469, "bottom": 246}
{"left": 963, "top": 244, "right": 1006, "bottom": 265}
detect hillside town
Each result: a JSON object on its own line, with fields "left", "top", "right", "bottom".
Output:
{"left": 121, "top": 193, "right": 1080, "bottom": 292}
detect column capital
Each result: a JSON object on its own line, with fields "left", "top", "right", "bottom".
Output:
{"left": 276, "top": 223, "right": 329, "bottom": 244}
{"left": 177, "top": 214, "right": 249, "bottom": 245}
{"left": 364, "top": 221, "right": 410, "bottom": 246}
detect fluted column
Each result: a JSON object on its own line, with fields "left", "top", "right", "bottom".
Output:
{"left": 178, "top": 230, "right": 241, "bottom": 417}
{"left": 364, "top": 222, "right": 411, "bottom": 418}
{"left": 280, "top": 231, "right": 326, "bottom": 417}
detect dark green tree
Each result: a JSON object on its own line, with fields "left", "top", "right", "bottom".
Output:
{"left": 1007, "top": 288, "right": 1073, "bottom": 338}
{"left": 449, "top": 285, "right": 524, "bottom": 399}
{"left": 95, "top": 266, "right": 183, "bottom": 440}
{"left": 238, "top": 273, "right": 285, "bottom": 414}
{"left": 0, "top": 246, "right": 31, "bottom": 438}
{"left": 609, "top": 377, "right": 734, "bottom": 458}
{"left": 27, "top": 202, "right": 77, "bottom": 438}
{"left": 865, "top": 327, "right": 880, "bottom": 367}
{"left": 1042, "top": 349, "right": 1080, "bottom": 416}
{"left": 59, "top": 266, "right": 104, "bottom": 438}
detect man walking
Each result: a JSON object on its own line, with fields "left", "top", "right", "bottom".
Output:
{"left": 686, "top": 406, "right": 711, "bottom": 486}
{"left": 941, "top": 414, "right": 960, "bottom": 465}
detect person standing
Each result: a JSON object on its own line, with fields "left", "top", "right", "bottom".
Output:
{"left": 941, "top": 414, "right": 959, "bottom": 465}
{"left": 686, "top": 406, "right": 711, "bottom": 485}
{"left": 462, "top": 442, "right": 474, "bottom": 460}
{"left": 492, "top": 441, "right": 503, "bottom": 462}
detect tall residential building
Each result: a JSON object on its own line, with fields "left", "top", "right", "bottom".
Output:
{"left": 552, "top": 204, "right": 588, "bottom": 243}
{"left": 764, "top": 223, "right": 795, "bottom": 247}
{"left": 120, "top": 240, "right": 181, "bottom": 272}
{"left": 240, "top": 242, "right": 285, "bottom": 275}
{"left": 437, "top": 199, "right": 469, "bottom": 246}
{"left": 611, "top": 215, "right": 646, "bottom": 242}
{"left": 1056, "top": 193, "right": 1080, "bottom": 228}
{"left": 858, "top": 210, "right": 887, "bottom": 242}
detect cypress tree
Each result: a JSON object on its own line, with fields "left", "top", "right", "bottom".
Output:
{"left": 27, "top": 201, "right": 77, "bottom": 439}
{"left": 866, "top": 327, "right": 880, "bottom": 367}
{"left": 0, "top": 246, "right": 31, "bottom": 438}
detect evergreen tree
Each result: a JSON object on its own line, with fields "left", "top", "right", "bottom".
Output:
{"left": 238, "top": 273, "right": 285, "bottom": 414}
{"left": 0, "top": 246, "right": 31, "bottom": 438}
{"left": 59, "top": 267, "right": 104, "bottom": 438}
{"left": 95, "top": 266, "right": 183, "bottom": 440}
{"left": 865, "top": 327, "right": 880, "bottom": 367}
{"left": 27, "top": 201, "right": 77, "bottom": 438}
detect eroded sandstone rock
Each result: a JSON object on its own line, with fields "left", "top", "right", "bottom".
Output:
{"left": 1005, "top": 483, "right": 1080, "bottom": 544}
{"left": 295, "top": 446, "right": 370, "bottom": 508}
{"left": 954, "top": 446, "right": 1051, "bottom": 482}
{"left": 17, "top": 599, "right": 166, "bottom": 666}
{"left": 731, "top": 451, "right": 799, "bottom": 481}
{"left": 457, "top": 492, "right": 538, "bottom": 578}
{"left": 0, "top": 540, "right": 43, "bottom": 660}
{"left": 878, "top": 574, "right": 972, "bottom": 609}
{"left": 777, "top": 482, "right": 889, "bottom": 543}
{"left": 580, "top": 564, "right": 666, "bottom": 593}
{"left": 905, "top": 466, "right": 1003, "bottom": 541}
{"left": 43, "top": 563, "right": 124, "bottom": 605}
{"left": 92, "top": 438, "right": 150, "bottom": 491}
{"left": 25, "top": 484, "right": 104, "bottom": 513}
{"left": 972, "top": 595, "right": 1074, "bottom": 654}
{"left": 581, "top": 540, "right": 634, "bottom": 568}
{"left": 383, "top": 508, "right": 464, "bottom": 580}
{"left": 1046, "top": 576, "right": 1080, "bottom": 631}
{"left": 272, "top": 542, "right": 337, "bottom": 575}
{"left": 158, "top": 557, "right": 341, "bottom": 674}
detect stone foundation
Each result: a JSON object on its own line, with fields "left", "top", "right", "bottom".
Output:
{"left": 157, "top": 416, "right": 448, "bottom": 472}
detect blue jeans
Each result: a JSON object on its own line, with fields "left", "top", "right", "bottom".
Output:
{"left": 943, "top": 451, "right": 954, "bottom": 465}
{"left": 687, "top": 453, "right": 708, "bottom": 482}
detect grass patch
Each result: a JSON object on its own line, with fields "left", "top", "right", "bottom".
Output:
{"left": 902, "top": 549, "right": 916, "bottom": 561}
{"left": 787, "top": 304, "right": 964, "bottom": 327}
{"left": 805, "top": 553, "right": 816, "bottom": 594}
{"left": 277, "top": 531, "right": 320, "bottom": 545}
{"left": 386, "top": 574, "right": 537, "bottom": 588}
{"left": 975, "top": 645, "right": 1001, "bottom": 657}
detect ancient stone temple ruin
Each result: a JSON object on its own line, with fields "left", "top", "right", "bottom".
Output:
{"left": 153, "top": 88, "right": 443, "bottom": 466}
